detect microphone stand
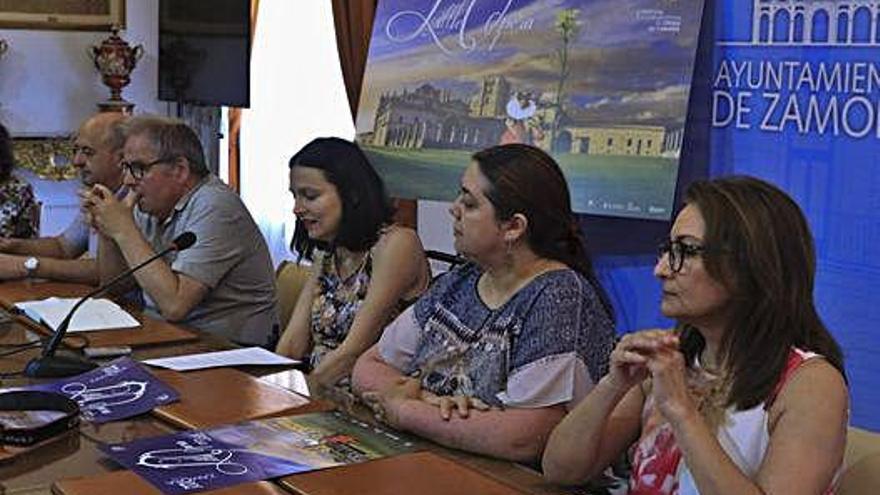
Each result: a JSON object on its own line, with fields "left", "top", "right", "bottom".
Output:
{"left": 24, "top": 245, "right": 181, "bottom": 378}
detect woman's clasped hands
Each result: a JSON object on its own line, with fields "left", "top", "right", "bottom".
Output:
{"left": 609, "top": 329, "right": 697, "bottom": 425}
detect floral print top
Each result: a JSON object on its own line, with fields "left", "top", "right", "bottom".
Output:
{"left": 0, "top": 174, "right": 38, "bottom": 239}
{"left": 307, "top": 248, "right": 373, "bottom": 370}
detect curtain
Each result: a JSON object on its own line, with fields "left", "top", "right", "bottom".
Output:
{"left": 226, "top": 0, "right": 261, "bottom": 192}
{"left": 331, "top": 0, "right": 377, "bottom": 120}
{"left": 239, "top": 0, "right": 354, "bottom": 265}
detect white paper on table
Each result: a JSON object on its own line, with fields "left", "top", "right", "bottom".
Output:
{"left": 15, "top": 297, "right": 141, "bottom": 332}
{"left": 141, "top": 347, "right": 299, "bottom": 371}
{"left": 259, "top": 369, "right": 311, "bottom": 397}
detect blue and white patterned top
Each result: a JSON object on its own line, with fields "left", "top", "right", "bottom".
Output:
{"left": 379, "top": 263, "right": 615, "bottom": 409}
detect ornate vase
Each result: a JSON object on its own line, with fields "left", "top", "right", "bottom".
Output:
{"left": 89, "top": 26, "right": 143, "bottom": 113}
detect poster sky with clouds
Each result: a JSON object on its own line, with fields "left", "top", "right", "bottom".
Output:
{"left": 356, "top": 0, "right": 705, "bottom": 220}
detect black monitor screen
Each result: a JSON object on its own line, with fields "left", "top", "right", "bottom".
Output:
{"left": 158, "top": 0, "right": 250, "bottom": 107}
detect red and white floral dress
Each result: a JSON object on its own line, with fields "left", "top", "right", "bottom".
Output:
{"left": 628, "top": 348, "right": 839, "bottom": 495}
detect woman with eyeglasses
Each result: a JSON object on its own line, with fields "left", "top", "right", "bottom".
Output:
{"left": 352, "top": 144, "right": 615, "bottom": 463}
{"left": 542, "top": 176, "right": 848, "bottom": 494}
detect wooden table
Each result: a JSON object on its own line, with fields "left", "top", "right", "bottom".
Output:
{"left": 0, "top": 280, "right": 584, "bottom": 495}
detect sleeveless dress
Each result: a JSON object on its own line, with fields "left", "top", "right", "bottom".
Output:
{"left": 628, "top": 348, "right": 839, "bottom": 495}
{"left": 307, "top": 245, "right": 413, "bottom": 371}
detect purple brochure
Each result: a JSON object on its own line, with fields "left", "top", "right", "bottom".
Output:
{"left": 100, "top": 429, "right": 310, "bottom": 494}
{"left": 29, "top": 357, "right": 178, "bottom": 423}
{"left": 101, "top": 411, "right": 417, "bottom": 494}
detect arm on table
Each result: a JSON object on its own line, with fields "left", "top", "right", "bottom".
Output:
{"left": 353, "top": 345, "right": 565, "bottom": 463}
{"left": 88, "top": 185, "right": 208, "bottom": 320}
{"left": 275, "top": 266, "right": 320, "bottom": 359}
{"left": 108, "top": 228, "right": 208, "bottom": 321}
{"left": 542, "top": 377, "right": 644, "bottom": 484}
{"left": 543, "top": 329, "right": 678, "bottom": 485}
{"left": 308, "top": 228, "right": 429, "bottom": 387}
{"left": 0, "top": 236, "right": 72, "bottom": 258}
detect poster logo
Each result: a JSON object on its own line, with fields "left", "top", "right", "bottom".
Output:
{"left": 722, "top": 0, "right": 880, "bottom": 47}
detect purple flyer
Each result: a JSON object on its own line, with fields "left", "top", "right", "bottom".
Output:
{"left": 100, "top": 429, "right": 310, "bottom": 494}
{"left": 100, "top": 412, "right": 417, "bottom": 494}
{"left": 29, "top": 357, "right": 178, "bottom": 423}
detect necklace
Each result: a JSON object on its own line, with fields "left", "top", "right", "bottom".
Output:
{"left": 333, "top": 249, "right": 367, "bottom": 280}
{"left": 688, "top": 358, "right": 732, "bottom": 432}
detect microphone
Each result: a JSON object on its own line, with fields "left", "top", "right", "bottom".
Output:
{"left": 24, "top": 231, "right": 197, "bottom": 378}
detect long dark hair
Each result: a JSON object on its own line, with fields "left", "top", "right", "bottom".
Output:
{"left": 472, "top": 144, "right": 613, "bottom": 319}
{"left": 289, "top": 137, "right": 393, "bottom": 260}
{"left": 0, "top": 122, "right": 14, "bottom": 182}
{"left": 679, "top": 176, "right": 844, "bottom": 410}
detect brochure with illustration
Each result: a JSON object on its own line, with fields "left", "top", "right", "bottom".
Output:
{"left": 101, "top": 411, "right": 418, "bottom": 495}
{"left": 25, "top": 357, "right": 179, "bottom": 423}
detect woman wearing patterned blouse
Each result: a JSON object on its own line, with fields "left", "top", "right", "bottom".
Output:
{"left": 0, "top": 123, "right": 37, "bottom": 239}
{"left": 352, "top": 144, "right": 616, "bottom": 463}
{"left": 275, "top": 137, "right": 430, "bottom": 389}
{"left": 542, "top": 177, "right": 847, "bottom": 495}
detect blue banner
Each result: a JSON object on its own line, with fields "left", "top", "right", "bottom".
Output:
{"left": 707, "top": 0, "right": 878, "bottom": 429}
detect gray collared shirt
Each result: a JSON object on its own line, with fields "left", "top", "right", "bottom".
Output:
{"left": 133, "top": 175, "right": 279, "bottom": 346}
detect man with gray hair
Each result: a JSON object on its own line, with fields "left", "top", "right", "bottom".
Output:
{"left": 82, "top": 115, "right": 278, "bottom": 347}
{"left": 0, "top": 112, "right": 127, "bottom": 284}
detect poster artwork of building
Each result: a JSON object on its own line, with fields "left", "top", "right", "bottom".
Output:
{"left": 356, "top": 0, "right": 705, "bottom": 220}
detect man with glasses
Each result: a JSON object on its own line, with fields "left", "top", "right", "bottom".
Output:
{"left": 82, "top": 115, "right": 278, "bottom": 347}
{"left": 0, "top": 113, "right": 128, "bottom": 284}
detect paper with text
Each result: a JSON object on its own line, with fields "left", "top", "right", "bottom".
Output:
{"left": 142, "top": 347, "right": 298, "bottom": 371}
{"left": 16, "top": 297, "right": 140, "bottom": 332}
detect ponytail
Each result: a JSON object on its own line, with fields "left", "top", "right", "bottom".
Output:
{"left": 473, "top": 144, "right": 615, "bottom": 321}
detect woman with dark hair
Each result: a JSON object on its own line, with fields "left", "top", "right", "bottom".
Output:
{"left": 275, "top": 137, "right": 430, "bottom": 388}
{"left": 0, "top": 123, "right": 38, "bottom": 239}
{"left": 543, "top": 176, "right": 848, "bottom": 494}
{"left": 352, "top": 144, "right": 615, "bottom": 463}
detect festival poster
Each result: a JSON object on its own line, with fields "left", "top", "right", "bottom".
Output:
{"left": 101, "top": 411, "right": 418, "bottom": 495}
{"left": 356, "top": 0, "right": 705, "bottom": 220}
{"left": 27, "top": 357, "right": 179, "bottom": 424}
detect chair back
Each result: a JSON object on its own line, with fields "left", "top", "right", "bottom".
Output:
{"left": 838, "top": 426, "right": 880, "bottom": 495}
{"left": 275, "top": 260, "right": 311, "bottom": 329}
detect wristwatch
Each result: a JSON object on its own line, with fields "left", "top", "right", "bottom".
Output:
{"left": 23, "top": 256, "right": 39, "bottom": 277}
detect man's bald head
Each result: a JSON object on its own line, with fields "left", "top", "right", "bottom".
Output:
{"left": 72, "top": 113, "right": 128, "bottom": 189}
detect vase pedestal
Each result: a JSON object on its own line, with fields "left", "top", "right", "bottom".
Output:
{"left": 97, "top": 99, "right": 134, "bottom": 114}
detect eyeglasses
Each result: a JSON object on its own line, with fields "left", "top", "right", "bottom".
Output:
{"left": 657, "top": 239, "right": 708, "bottom": 273}
{"left": 121, "top": 157, "right": 174, "bottom": 180}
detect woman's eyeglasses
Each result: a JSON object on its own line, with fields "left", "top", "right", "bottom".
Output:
{"left": 657, "top": 239, "right": 707, "bottom": 273}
